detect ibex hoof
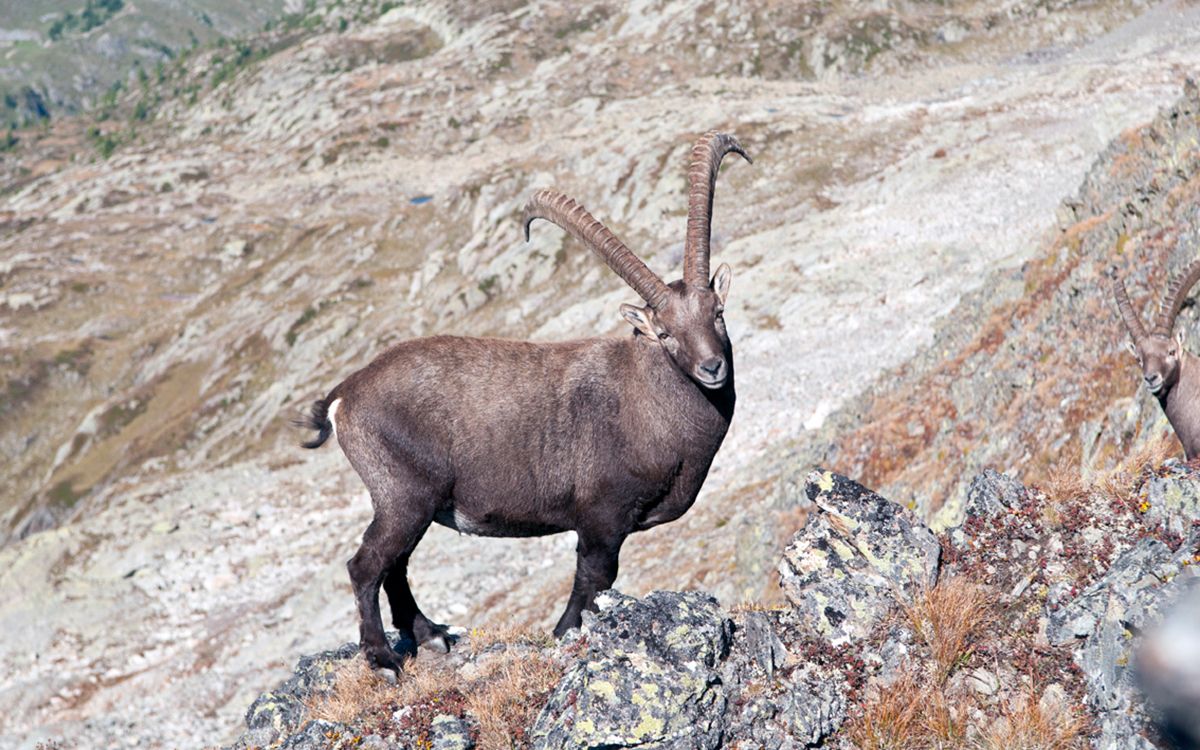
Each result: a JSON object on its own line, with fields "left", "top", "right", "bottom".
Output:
{"left": 363, "top": 643, "right": 413, "bottom": 675}
{"left": 417, "top": 621, "right": 455, "bottom": 654}
{"left": 424, "top": 632, "right": 451, "bottom": 654}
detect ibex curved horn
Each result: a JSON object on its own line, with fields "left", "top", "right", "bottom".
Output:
{"left": 523, "top": 189, "right": 671, "bottom": 309}
{"left": 1112, "top": 275, "right": 1148, "bottom": 347}
{"left": 1155, "top": 257, "right": 1200, "bottom": 337}
{"left": 684, "top": 131, "right": 752, "bottom": 287}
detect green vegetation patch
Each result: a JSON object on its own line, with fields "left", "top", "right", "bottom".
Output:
{"left": 48, "top": 0, "right": 125, "bottom": 41}
{"left": 47, "top": 476, "right": 86, "bottom": 507}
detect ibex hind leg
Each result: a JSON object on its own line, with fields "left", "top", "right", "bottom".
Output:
{"left": 383, "top": 563, "right": 454, "bottom": 653}
{"left": 347, "top": 501, "right": 435, "bottom": 673}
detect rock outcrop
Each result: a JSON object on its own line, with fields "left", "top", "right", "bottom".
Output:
{"left": 778, "top": 470, "right": 940, "bottom": 644}
{"left": 532, "top": 591, "right": 731, "bottom": 750}
{"left": 226, "top": 466, "right": 1198, "bottom": 748}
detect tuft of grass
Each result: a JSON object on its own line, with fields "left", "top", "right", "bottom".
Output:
{"left": 465, "top": 625, "right": 555, "bottom": 654}
{"left": 467, "top": 653, "right": 562, "bottom": 750}
{"left": 921, "top": 687, "right": 971, "bottom": 747}
{"left": 306, "top": 657, "right": 397, "bottom": 725}
{"left": 977, "top": 691, "right": 1085, "bottom": 750}
{"left": 1092, "top": 432, "right": 1176, "bottom": 506}
{"left": 846, "top": 671, "right": 976, "bottom": 750}
{"left": 1042, "top": 465, "right": 1088, "bottom": 508}
{"left": 305, "top": 645, "right": 564, "bottom": 749}
{"left": 845, "top": 672, "right": 929, "bottom": 750}
{"left": 730, "top": 600, "right": 792, "bottom": 614}
{"left": 1124, "top": 432, "right": 1179, "bottom": 474}
{"left": 904, "top": 577, "right": 992, "bottom": 680}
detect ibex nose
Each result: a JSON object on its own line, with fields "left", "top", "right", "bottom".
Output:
{"left": 698, "top": 358, "right": 725, "bottom": 380}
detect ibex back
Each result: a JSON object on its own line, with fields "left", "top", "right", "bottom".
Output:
{"left": 300, "top": 132, "right": 751, "bottom": 672}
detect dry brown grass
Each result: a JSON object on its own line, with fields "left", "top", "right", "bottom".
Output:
{"left": 306, "top": 657, "right": 401, "bottom": 725}
{"left": 849, "top": 677, "right": 1083, "bottom": 750}
{"left": 846, "top": 673, "right": 926, "bottom": 750}
{"left": 1124, "top": 432, "right": 1179, "bottom": 475}
{"left": 845, "top": 673, "right": 973, "bottom": 750}
{"left": 392, "top": 658, "right": 459, "bottom": 706}
{"left": 465, "top": 625, "right": 556, "bottom": 654}
{"left": 305, "top": 647, "right": 563, "bottom": 749}
{"left": 977, "top": 692, "right": 1086, "bottom": 750}
{"left": 904, "top": 577, "right": 993, "bottom": 681}
{"left": 466, "top": 652, "right": 563, "bottom": 750}
{"left": 729, "top": 600, "right": 792, "bottom": 614}
{"left": 921, "top": 688, "right": 972, "bottom": 748}
{"left": 1042, "top": 465, "right": 1088, "bottom": 508}
{"left": 1096, "top": 432, "right": 1178, "bottom": 504}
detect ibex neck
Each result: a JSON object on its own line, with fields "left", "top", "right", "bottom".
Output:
{"left": 1160, "top": 353, "right": 1200, "bottom": 459}
{"left": 631, "top": 336, "right": 735, "bottom": 426}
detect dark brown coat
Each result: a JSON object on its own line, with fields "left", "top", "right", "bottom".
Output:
{"left": 300, "top": 132, "right": 750, "bottom": 672}
{"left": 1114, "top": 257, "right": 1200, "bottom": 458}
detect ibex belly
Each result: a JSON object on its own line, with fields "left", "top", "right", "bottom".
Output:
{"left": 433, "top": 507, "right": 569, "bottom": 538}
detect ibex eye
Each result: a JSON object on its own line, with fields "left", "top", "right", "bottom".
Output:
{"left": 658, "top": 331, "right": 670, "bottom": 340}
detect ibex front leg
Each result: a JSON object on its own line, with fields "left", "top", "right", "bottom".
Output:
{"left": 553, "top": 533, "right": 625, "bottom": 638}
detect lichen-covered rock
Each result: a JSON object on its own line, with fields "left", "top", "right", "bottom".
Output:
{"left": 1048, "top": 538, "right": 1200, "bottom": 749}
{"left": 777, "top": 471, "right": 940, "bottom": 644}
{"left": 720, "top": 608, "right": 851, "bottom": 749}
{"left": 531, "top": 590, "right": 732, "bottom": 750}
{"left": 739, "top": 611, "right": 790, "bottom": 680}
{"left": 279, "top": 719, "right": 359, "bottom": 749}
{"left": 945, "top": 469, "right": 1030, "bottom": 549}
{"left": 782, "top": 666, "right": 847, "bottom": 746}
{"left": 227, "top": 639, "right": 405, "bottom": 749}
{"left": 237, "top": 641, "right": 360, "bottom": 747}
{"left": 430, "top": 713, "right": 475, "bottom": 750}
{"left": 1136, "top": 466, "right": 1200, "bottom": 538}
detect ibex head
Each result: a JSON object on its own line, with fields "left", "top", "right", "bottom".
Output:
{"left": 523, "top": 131, "right": 751, "bottom": 390}
{"left": 1114, "top": 258, "right": 1200, "bottom": 396}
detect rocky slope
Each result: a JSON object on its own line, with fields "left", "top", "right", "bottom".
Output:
{"left": 824, "top": 74, "right": 1200, "bottom": 526}
{"left": 222, "top": 465, "right": 1200, "bottom": 749}
{"left": 6, "top": 0, "right": 1200, "bottom": 747}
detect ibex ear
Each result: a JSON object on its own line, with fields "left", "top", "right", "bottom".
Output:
{"left": 712, "top": 263, "right": 732, "bottom": 305}
{"left": 620, "top": 303, "right": 657, "bottom": 338}
{"left": 1176, "top": 329, "right": 1186, "bottom": 353}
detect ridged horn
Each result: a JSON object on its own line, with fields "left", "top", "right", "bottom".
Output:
{"left": 1155, "top": 257, "right": 1200, "bottom": 336}
{"left": 523, "top": 189, "right": 671, "bottom": 309}
{"left": 684, "top": 131, "right": 752, "bottom": 287}
{"left": 1113, "top": 275, "right": 1148, "bottom": 347}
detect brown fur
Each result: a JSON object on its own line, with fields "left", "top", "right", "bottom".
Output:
{"left": 300, "top": 132, "right": 749, "bottom": 673}
{"left": 1113, "top": 261, "right": 1200, "bottom": 459}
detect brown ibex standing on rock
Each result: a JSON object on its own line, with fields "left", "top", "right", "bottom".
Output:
{"left": 1114, "top": 257, "right": 1200, "bottom": 459}
{"left": 299, "top": 132, "right": 751, "bottom": 672}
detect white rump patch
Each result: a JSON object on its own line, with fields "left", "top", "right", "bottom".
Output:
{"left": 328, "top": 398, "right": 342, "bottom": 438}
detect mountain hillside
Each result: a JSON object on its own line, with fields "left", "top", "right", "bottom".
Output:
{"left": 4, "top": 0, "right": 1200, "bottom": 747}
{"left": 0, "top": 0, "right": 288, "bottom": 126}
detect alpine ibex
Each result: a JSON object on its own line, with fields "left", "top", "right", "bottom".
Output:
{"left": 300, "top": 132, "right": 751, "bottom": 672}
{"left": 1113, "top": 257, "right": 1200, "bottom": 459}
